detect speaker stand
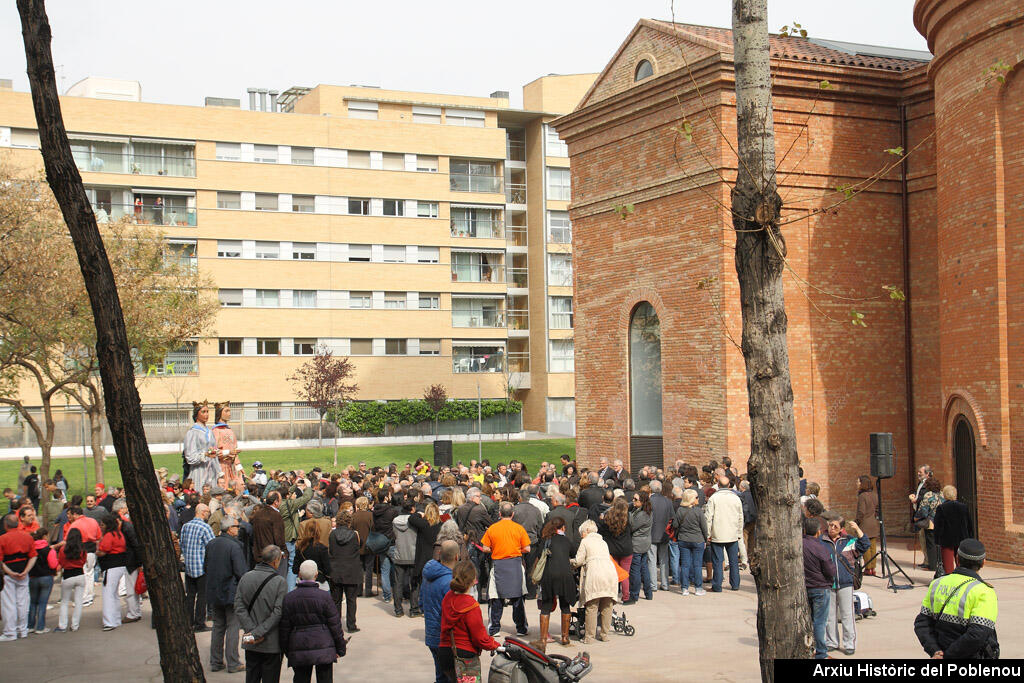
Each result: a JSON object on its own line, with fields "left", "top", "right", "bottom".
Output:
{"left": 862, "top": 478, "right": 913, "bottom": 593}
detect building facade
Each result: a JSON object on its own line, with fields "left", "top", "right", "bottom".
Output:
{"left": 556, "top": 1, "right": 1024, "bottom": 561}
{"left": 0, "top": 73, "right": 595, "bottom": 436}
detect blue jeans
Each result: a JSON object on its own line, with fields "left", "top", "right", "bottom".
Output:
{"left": 677, "top": 541, "right": 705, "bottom": 591}
{"left": 710, "top": 541, "right": 739, "bottom": 591}
{"left": 668, "top": 541, "right": 680, "bottom": 584}
{"left": 807, "top": 588, "right": 831, "bottom": 659}
{"left": 29, "top": 575, "right": 54, "bottom": 630}
{"left": 286, "top": 541, "right": 297, "bottom": 591}
{"left": 428, "top": 646, "right": 447, "bottom": 683}
{"left": 628, "top": 551, "right": 652, "bottom": 600}
{"left": 380, "top": 545, "right": 395, "bottom": 601}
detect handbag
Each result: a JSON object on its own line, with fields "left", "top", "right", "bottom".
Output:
{"left": 135, "top": 568, "right": 147, "bottom": 594}
{"left": 365, "top": 531, "right": 390, "bottom": 555}
{"left": 450, "top": 630, "right": 482, "bottom": 683}
{"left": 530, "top": 540, "right": 551, "bottom": 584}
{"left": 837, "top": 553, "right": 863, "bottom": 590}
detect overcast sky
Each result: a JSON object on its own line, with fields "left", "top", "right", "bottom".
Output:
{"left": 0, "top": 1, "right": 929, "bottom": 109}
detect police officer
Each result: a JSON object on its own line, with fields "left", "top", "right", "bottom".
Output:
{"left": 914, "top": 538, "right": 999, "bottom": 659}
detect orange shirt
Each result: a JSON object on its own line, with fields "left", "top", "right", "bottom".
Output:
{"left": 480, "top": 519, "right": 530, "bottom": 560}
{"left": 18, "top": 520, "right": 40, "bottom": 534}
{"left": 65, "top": 516, "right": 102, "bottom": 544}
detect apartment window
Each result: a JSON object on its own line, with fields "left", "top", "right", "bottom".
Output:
{"left": 218, "top": 289, "right": 242, "bottom": 307}
{"left": 291, "top": 146, "right": 314, "bottom": 165}
{"left": 549, "top": 340, "right": 575, "bottom": 373}
{"left": 215, "top": 142, "right": 241, "bottom": 161}
{"left": 446, "top": 109, "right": 485, "bottom": 127}
{"left": 416, "top": 202, "right": 439, "bottom": 218}
{"left": 217, "top": 191, "right": 241, "bottom": 209}
{"left": 450, "top": 160, "right": 501, "bottom": 193}
{"left": 452, "top": 298, "right": 503, "bottom": 328}
{"left": 453, "top": 345, "right": 504, "bottom": 372}
{"left": 129, "top": 140, "right": 194, "bottom": 177}
{"left": 383, "top": 199, "right": 405, "bottom": 216}
{"left": 348, "top": 198, "right": 370, "bottom": 215}
{"left": 416, "top": 155, "right": 438, "bottom": 173}
{"left": 256, "top": 338, "right": 280, "bottom": 355}
{"left": 255, "top": 289, "right": 280, "bottom": 307}
{"left": 10, "top": 128, "right": 40, "bottom": 148}
{"left": 347, "top": 101, "right": 378, "bottom": 120}
{"left": 451, "top": 207, "right": 502, "bottom": 238}
{"left": 254, "top": 144, "right": 278, "bottom": 163}
{"left": 292, "top": 194, "right": 314, "bottom": 213}
{"left": 164, "top": 240, "right": 197, "bottom": 270}
{"left": 545, "top": 125, "right": 568, "bottom": 158}
{"left": 417, "top": 247, "right": 440, "bottom": 263}
{"left": 548, "top": 253, "right": 573, "bottom": 286}
{"left": 418, "top": 293, "right": 440, "bottom": 310}
{"left": 218, "top": 338, "right": 242, "bottom": 355}
{"left": 255, "top": 241, "right": 280, "bottom": 259}
{"left": 549, "top": 296, "right": 574, "bottom": 329}
{"left": 382, "top": 153, "right": 405, "bottom": 171}
{"left": 412, "top": 106, "right": 441, "bottom": 124}
{"left": 547, "top": 168, "right": 571, "bottom": 201}
{"left": 255, "top": 193, "right": 278, "bottom": 211}
{"left": 217, "top": 239, "right": 242, "bottom": 258}
{"left": 350, "top": 338, "right": 372, "bottom": 355}
{"left": 293, "top": 338, "right": 316, "bottom": 355}
{"left": 383, "top": 292, "right": 407, "bottom": 309}
{"left": 348, "top": 244, "right": 371, "bottom": 262}
{"left": 292, "top": 242, "right": 316, "bottom": 260}
{"left": 419, "top": 339, "right": 440, "bottom": 355}
{"left": 385, "top": 339, "right": 408, "bottom": 355}
{"left": 347, "top": 150, "right": 371, "bottom": 169}
{"left": 293, "top": 290, "right": 317, "bottom": 308}
{"left": 548, "top": 211, "right": 571, "bottom": 244}
{"left": 382, "top": 245, "right": 406, "bottom": 263}
{"left": 452, "top": 252, "right": 502, "bottom": 282}
{"left": 349, "top": 291, "right": 371, "bottom": 309}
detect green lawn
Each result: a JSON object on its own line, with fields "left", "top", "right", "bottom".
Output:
{"left": 2, "top": 438, "right": 576, "bottom": 501}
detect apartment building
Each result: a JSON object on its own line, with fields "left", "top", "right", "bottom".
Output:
{"left": 0, "top": 73, "right": 594, "bottom": 435}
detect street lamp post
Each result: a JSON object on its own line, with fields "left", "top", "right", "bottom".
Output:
{"left": 477, "top": 381, "right": 482, "bottom": 462}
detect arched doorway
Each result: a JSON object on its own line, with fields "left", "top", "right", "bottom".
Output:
{"left": 629, "top": 302, "right": 663, "bottom": 474}
{"left": 952, "top": 416, "right": 978, "bottom": 533}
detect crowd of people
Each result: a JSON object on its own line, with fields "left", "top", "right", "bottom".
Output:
{"left": 0, "top": 402, "right": 1000, "bottom": 680}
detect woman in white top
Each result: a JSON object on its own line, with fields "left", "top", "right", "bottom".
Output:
{"left": 571, "top": 519, "right": 620, "bottom": 643}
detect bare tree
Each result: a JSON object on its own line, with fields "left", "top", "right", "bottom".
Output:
{"left": 731, "top": 0, "right": 812, "bottom": 673}
{"left": 289, "top": 346, "right": 358, "bottom": 466}
{"left": 17, "top": 1, "right": 205, "bottom": 679}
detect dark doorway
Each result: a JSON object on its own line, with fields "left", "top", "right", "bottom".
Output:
{"left": 629, "top": 302, "right": 662, "bottom": 474}
{"left": 952, "top": 416, "right": 978, "bottom": 533}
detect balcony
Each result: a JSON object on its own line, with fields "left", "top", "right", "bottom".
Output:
{"left": 451, "top": 263, "right": 505, "bottom": 283}
{"left": 507, "top": 267, "right": 528, "bottom": 289}
{"left": 453, "top": 347, "right": 505, "bottom": 373}
{"left": 451, "top": 217, "right": 503, "bottom": 239}
{"left": 450, "top": 174, "right": 503, "bottom": 193}
{"left": 549, "top": 226, "right": 572, "bottom": 245}
{"left": 136, "top": 343, "right": 198, "bottom": 377}
{"left": 73, "top": 150, "right": 196, "bottom": 177}
{"left": 507, "top": 309, "right": 529, "bottom": 337}
{"left": 91, "top": 200, "right": 197, "bottom": 226}
{"left": 452, "top": 308, "right": 506, "bottom": 328}
{"left": 506, "top": 140, "right": 526, "bottom": 162}
{"left": 505, "top": 184, "right": 527, "bottom": 204}
{"left": 506, "top": 225, "right": 528, "bottom": 248}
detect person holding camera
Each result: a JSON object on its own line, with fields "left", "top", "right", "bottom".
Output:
{"left": 235, "top": 545, "right": 288, "bottom": 682}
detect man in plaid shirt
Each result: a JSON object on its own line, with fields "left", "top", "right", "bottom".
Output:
{"left": 180, "top": 503, "right": 214, "bottom": 632}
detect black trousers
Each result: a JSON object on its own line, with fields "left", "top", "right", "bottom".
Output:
{"left": 361, "top": 554, "right": 376, "bottom": 595}
{"left": 184, "top": 573, "right": 207, "bottom": 628}
{"left": 523, "top": 545, "right": 540, "bottom": 598}
{"left": 292, "top": 663, "right": 332, "bottom": 683}
{"left": 245, "top": 651, "right": 282, "bottom": 683}
{"left": 329, "top": 581, "right": 359, "bottom": 629}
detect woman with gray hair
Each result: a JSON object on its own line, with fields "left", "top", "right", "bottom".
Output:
{"left": 570, "top": 519, "right": 619, "bottom": 643}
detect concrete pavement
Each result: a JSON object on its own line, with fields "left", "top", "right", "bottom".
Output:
{"left": 2, "top": 545, "right": 1020, "bottom": 682}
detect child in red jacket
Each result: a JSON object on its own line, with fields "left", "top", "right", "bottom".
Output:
{"left": 439, "top": 560, "right": 500, "bottom": 682}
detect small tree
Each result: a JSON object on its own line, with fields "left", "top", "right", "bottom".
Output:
{"left": 423, "top": 384, "right": 448, "bottom": 438}
{"left": 289, "top": 346, "right": 358, "bottom": 466}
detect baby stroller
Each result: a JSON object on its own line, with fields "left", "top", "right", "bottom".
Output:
{"left": 489, "top": 636, "right": 593, "bottom": 683}
{"left": 568, "top": 607, "right": 635, "bottom": 639}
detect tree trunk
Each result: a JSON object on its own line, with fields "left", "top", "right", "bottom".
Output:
{"left": 88, "top": 404, "right": 105, "bottom": 484}
{"left": 17, "top": 2, "right": 206, "bottom": 681}
{"left": 318, "top": 414, "right": 323, "bottom": 448}
{"left": 730, "top": 0, "right": 812, "bottom": 676}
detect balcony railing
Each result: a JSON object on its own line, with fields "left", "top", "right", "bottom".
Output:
{"left": 91, "top": 201, "right": 197, "bottom": 226}
{"left": 73, "top": 151, "right": 196, "bottom": 177}
{"left": 506, "top": 225, "right": 528, "bottom": 247}
{"left": 451, "top": 218, "right": 504, "bottom": 239}
{"left": 548, "top": 227, "right": 572, "bottom": 244}
{"left": 453, "top": 351, "right": 505, "bottom": 373}
{"left": 506, "top": 140, "right": 526, "bottom": 162}
{"left": 451, "top": 263, "right": 505, "bottom": 283}
{"left": 136, "top": 347, "right": 198, "bottom": 377}
{"left": 506, "top": 184, "right": 527, "bottom": 204}
{"left": 550, "top": 312, "right": 574, "bottom": 329}
{"left": 507, "top": 351, "right": 530, "bottom": 373}
{"left": 450, "top": 174, "right": 503, "bottom": 193}
{"left": 507, "top": 309, "right": 529, "bottom": 330}
{"left": 452, "top": 310, "right": 505, "bottom": 328}
{"left": 507, "top": 267, "right": 528, "bottom": 288}
{"left": 548, "top": 269, "right": 572, "bottom": 287}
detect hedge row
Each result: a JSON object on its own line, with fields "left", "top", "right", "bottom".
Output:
{"left": 334, "top": 398, "right": 522, "bottom": 435}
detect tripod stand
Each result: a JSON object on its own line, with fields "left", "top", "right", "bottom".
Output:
{"left": 862, "top": 478, "right": 913, "bottom": 593}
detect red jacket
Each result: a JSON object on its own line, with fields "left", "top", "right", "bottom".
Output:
{"left": 440, "top": 592, "right": 500, "bottom": 655}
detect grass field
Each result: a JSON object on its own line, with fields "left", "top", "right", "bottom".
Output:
{"left": 1, "top": 438, "right": 576, "bottom": 501}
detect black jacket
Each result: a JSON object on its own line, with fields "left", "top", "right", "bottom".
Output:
{"left": 327, "top": 527, "right": 362, "bottom": 584}
{"left": 578, "top": 486, "right": 603, "bottom": 511}
{"left": 933, "top": 500, "right": 973, "bottom": 549}
{"left": 279, "top": 581, "right": 346, "bottom": 667}
{"left": 649, "top": 494, "right": 674, "bottom": 543}
{"left": 455, "top": 502, "right": 490, "bottom": 541}
{"left": 408, "top": 515, "right": 440, "bottom": 574}
{"left": 372, "top": 503, "right": 399, "bottom": 542}
{"left": 204, "top": 534, "right": 248, "bottom": 606}
{"left": 292, "top": 542, "right": 330, "bottom": 583}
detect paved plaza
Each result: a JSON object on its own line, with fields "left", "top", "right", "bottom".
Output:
{"left": 3, "top": 546, "right": 1021, "bottom": 682}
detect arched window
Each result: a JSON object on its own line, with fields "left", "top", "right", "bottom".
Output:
{"left": 634, "top": 60, "right": 654, "bottom": 82}
{"left": 629, "top": 302, "right": 662, "bottom": 436}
